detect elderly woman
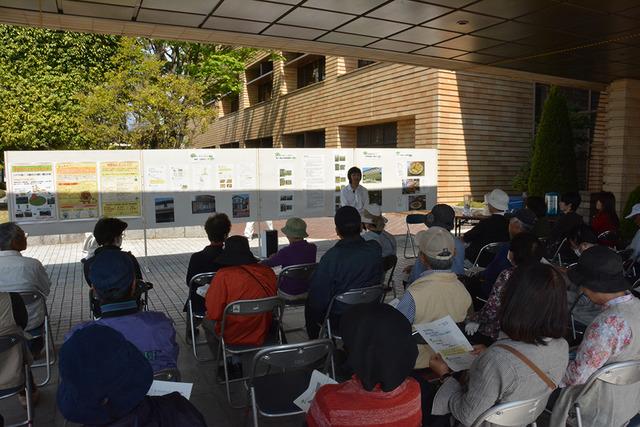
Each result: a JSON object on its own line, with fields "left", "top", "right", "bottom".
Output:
{"left": 361, "top": 204, "right": 397, "bottom": 257}
{"left": 429, "top": 263, "right": 569, "bottom": 426}
{"left": 307, "top": 303, "right": 421, "bottom": 426}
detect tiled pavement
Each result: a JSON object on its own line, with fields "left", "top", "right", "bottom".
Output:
{"left": 1, "top": 219, "right": 422, "bottom": 427}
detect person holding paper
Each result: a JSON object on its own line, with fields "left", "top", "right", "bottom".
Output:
{"left": 307, "top": 303, "right": 421, "bottom": 427}
{"left": 361, "top": 204, "right": 397, "bottom": 257}
{"left": 428, "top": 263, "right": 568, "bottom": 426}
{"left": 57, "top": 325, "right": 206, "bottom": 427}
{"left": 340, "top": 166, "right": 369, "bottom": 214}
{"left": 395, "top": 226, "right": 472, "bottom": 369}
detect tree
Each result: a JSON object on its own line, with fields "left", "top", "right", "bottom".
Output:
{"left": 78, "top": 38, "right": 216, "bottom": 149}
{"left": 0, "top": 26, "right": 120, "bottom": 152}
{"left": 528, "top": 87, "right": 578, "bottom": 196}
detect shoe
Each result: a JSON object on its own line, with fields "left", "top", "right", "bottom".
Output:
{"left": 18, "top": 387, "right": 39, "bottom": 407}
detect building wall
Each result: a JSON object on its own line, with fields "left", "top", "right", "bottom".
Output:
{"left": 194, "top": 55, "right": 537, "bottom": 204}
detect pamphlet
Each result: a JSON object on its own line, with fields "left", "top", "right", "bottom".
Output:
{"left": 293, "top": 370, "right": 337, "bottom": 412}
{"left": 147, "top": 380, "right": 193, "bottom": 399}
{"left": 414, "top": 315, "right": 476, "bottom": 372}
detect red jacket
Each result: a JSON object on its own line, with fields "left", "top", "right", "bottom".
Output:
{"left": 592, "top": 212, "right": 618, "bottom": 246}
{"left": 205, "top": 263, "right": 277, "bottom": 346}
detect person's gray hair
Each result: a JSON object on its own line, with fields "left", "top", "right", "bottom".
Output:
{"left": 0, "top": 222, "right": 21, "bottom": 250}
{"left": 512, "top": 217, "right": 534, "bottom": 233}
{"left": 424, "top": 254, "right": 454, "bottom": 271}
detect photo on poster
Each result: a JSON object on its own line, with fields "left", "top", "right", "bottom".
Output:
{"left": 334, "top": 154, "right": 346, "bottom": 162}
{"left": 402, "top": 179, "right": 421, "bottom": 194}
{"left": 155, "top": 197, "right": 175, "bottom": 223}
{"left": 368, "top": 190, "right": 382, "bottom": 206}
{"left": 280, "top": 194, "right": 294, "bottom": 202}
{"left": 232, "top": 194, "right": 250, "bottom": 218}
{"left": 334, "top": 164, "right": 345, "bottom": 171}
{"left": 191, "top": 195, "right": 216, "bottom": 214}
{"left": 280, "top": 203, "right": 294, "bottom": 214}
{"left": 408, "top": 195, "right": 427, "bottom": 211}
{"left": 362, "top": 167, "right": 382, "bottom": 184}
{"left": 407, "top": 161, "right": 425, "bottom": 177}
{"left": 279, "top": 194, "right": 294, "bottom": 217}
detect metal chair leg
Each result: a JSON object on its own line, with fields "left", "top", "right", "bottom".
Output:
{"left": 575, "top": 403, "right": 582, "bottom": 427}
{"left": 189, "top": 301, "right": 214, "bottom": 362}
{"left": 251, "top": 387, "right": 259, "bottom": 427}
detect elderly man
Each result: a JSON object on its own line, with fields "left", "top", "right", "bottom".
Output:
{"left": 305, "top": 206, "right": 382, "bottom": 339}
{"left": 463, "top": 189, "right": 510, "bottom": 263}
{"left": 396, "top": 226, "right": 472, "bottom": 369}
{"left": 0, "top": 222, "right": 51, "bottom": 356}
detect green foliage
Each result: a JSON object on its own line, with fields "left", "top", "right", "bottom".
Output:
{"left": 511, "top": 150, "right": 532, "bottom": 193}
{"left": 0, "top": 25, "right": 120, "bottom": 152}
{"left": 620, "top": 186, "right": 640, "bottom": 241}
{"left": 528, "top": 87, "right": 578, "bottom": 196}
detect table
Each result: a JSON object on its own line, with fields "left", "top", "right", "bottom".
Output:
{"left": 454, "top": 212, "right": 489, "bottom": 237}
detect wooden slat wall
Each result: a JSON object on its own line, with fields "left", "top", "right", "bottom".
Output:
{"left": 194, "top": 57, "right": 536, "bottom": 204}
{"left": 587, "top": 91, "right": 608, "bottom": 192}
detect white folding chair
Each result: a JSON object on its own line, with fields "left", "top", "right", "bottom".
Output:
{"left": 248, "top": 339, "right": 334, "bottom": 427}
{"left": 466, "top": 242, "right": 504, "bottom": 275}
{"left": 0, "top": 334, "right": 34, "bottom": 427}
{"left": 215, "top": 296, "right": 285, "bottom": 408}
{"left": 573, "top": 360, "right": 640, "bottom": 427}
{"left": 470, "top": 395, "right": 547, "bottom": 427}
{"left": 187, "top": 272, "right": 216, "bottom": 361}
{"left": 19, "top": 290, "right": 55, "bottom": 387}
{"left": 276, "top": 263, "right": 316, "bottom": 332}
{"left": 320, "top": 285, "right": 384, "bottom": 340}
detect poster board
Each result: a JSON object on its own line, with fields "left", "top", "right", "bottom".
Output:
{"left": 5, "top": 148, "right": 437, "bottom": 236}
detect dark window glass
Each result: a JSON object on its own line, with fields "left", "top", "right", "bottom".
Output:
{"left": 257, "top": 81, "right": 272, "bottom": 103}
{"left": 229, "top": 94, "right": 239, "bottom": 113}
{"left": 297, "top": 57, "right": 325, "bottom": 88}
{"left": 357, "top": 59, "right": 375, "bottom": 68}
{"left": 245, "top": 137, "right": 273, "bottom": 148}
{"left": 220, "top": 142, "right": 240, "bottom": 149}
{"left": 356, "top": 122, "right": 397, "bottom": 148}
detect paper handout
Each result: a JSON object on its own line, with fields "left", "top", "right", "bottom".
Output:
{"left": 293, "top": 370, "right": 337, "bottom": 413}
{"left": 147, "top": 380, "right": 194, "bottom": 400}
{"left": 414, "top": 315, "right": 476, "bottom": 372}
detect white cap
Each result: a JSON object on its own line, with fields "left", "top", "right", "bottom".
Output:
{"left": 625, "top": 203, "right": 640, "bottom": 219}
{"left": 485, "top": 189, "right": 509, "bottom": 211}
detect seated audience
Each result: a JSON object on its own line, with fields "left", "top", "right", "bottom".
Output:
{"left": 0, "top": 291, "right": 36, "bottom": 406}
{"left": 262, "top": 217, "right": 317, "bottom": 300}
{"left": 184, "top": 213, "right": 230, "bottom": 339}
{"left": 626, "top": 203, "right": 640, "bottom": 261}
{"left": 551, "top": 246, "right": 640, "bottom": 426}
{"left": 82, "top": 217, "right": 142, "bottom": 287}
{"left": 67, "top": 250, "right": 178, "bottom": 374}
{"left": 57, "top": 325, "right": 206, "bottom": 426}
{"left": 463, "top": 189, "right": 510, "bottom": 263}
{"left": 465, "top": 233, "right": 544, "bottom": 345}
{"left": 205, "top": 236, "right": 277, "bottom": 346}
{"left": 526, "top": 196, "right": 551, "bottom": 239}
{"left": 567, "top": 224, "right": 598, "bottom": 257}
{"left": 305, "top": 206, "right": 382, "bottom": 339}
{"left": 550, "top": 191, "right": 584, "bottom": 243}
{"left": 396, "top": 226, "right": 471, "bottom": 368}
{"left": 407, "top": 204, "right": 464, "bottom": 280}
{"left": 0, "top": 222, "right": 51, "bottom": 356}
{"left": 429, "top": 263, "right": 568, "bottom": 426}
{"left": 307, "top": 303, "right": 421, "bottom": 427}
{"left": 361, "top": 204, "right": 397, "bottom": 257}
{"left": 591, "top": 191, "right": 620, "bottom": 247}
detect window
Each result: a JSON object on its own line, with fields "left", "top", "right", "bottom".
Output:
{"left": 290, "top": 131, "right": 325, "bottom": 148}
{"left": 220, "top": 142, "right": 240, "bottom": 149}
{"left": 245, "top": 137, "right": 273, "bottom": 148}
{"left": 246, "top": 59, "right": 274, "bottom": 106}
{"left": 221, "top": 93, "right": 239, "bottom": 115}
{"left": 257, "top": 81, "right": 272, "bottom": 103}
{"left": 356, "top": 122, "right": 397, "bottom": 148}
{"left": 297, "top": 57, "right": 325, "bottom": 89}
{"left": 357, "top": 59, "right": 376, "bottom": 68}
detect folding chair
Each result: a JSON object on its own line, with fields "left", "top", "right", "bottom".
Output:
{"left": 249, "top": 339, "right": 334, "bottom": 427}
{"left": 276, "top": 263, "right": 317, "bottom": 332}
{"left": 573, "top": 360, "right": 640, "bottom": 427}
{"left": 382, "top": 255, "right": 398, "bottom": 299}
{"left": 468, "top": 242, "right": 503, "bottom": 272}
{"left": 320, "top": 285, "right": 384, "bottom": 340}
{"left": 551, "top": 238, "right": 568, "bottom": 266}
{"left": 153, "top": 368, "right": 182, "bottom": 382}
{"left": 632, "top": 278, "right": 640, "bottom": 298}
{"left": 216, "top": 296, "right": 285, "bottom": 408}
{"left": 19, "top": 290, "right": 55, "bottom": 387}
{"left": 187, "top": 272, "right": 216, "bottom": 361}
{"left": 470, "top": 395, "right": 547, "bottom": 427}
{"left": 0, "top": 334, "right": 34, "bottom": 427}
{"left": 569, "top": 291, "right": 590, "bottom": 342}
{"left": 404, "top": 214, "right": 426, "bottom": 259}
{"left": 597, "top": 230, "right": 619, "bottom": 247}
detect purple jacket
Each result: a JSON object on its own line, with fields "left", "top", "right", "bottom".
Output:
{"left": 262, "top": 240, "right": 317, "bottom": 295}
{"left": 66, "top": 311, "right": 178, "bottom": 373}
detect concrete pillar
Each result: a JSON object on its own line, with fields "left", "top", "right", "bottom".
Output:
{"left": 604, "top": 79, "right": 640, "bottom": 212}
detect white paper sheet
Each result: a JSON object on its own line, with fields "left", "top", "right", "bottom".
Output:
{"left": 147, "top": 380, "right": 193, "bottom": 399}
{"left": 293, "top": 370, "right": 337, "bottom": 413}
{"left": 414, "top": 315, "right": 476, "bottom": 372}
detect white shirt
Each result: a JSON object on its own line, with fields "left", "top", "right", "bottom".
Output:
{"left": 362, "top": 230, "right": 397, "bottom": 257}
{"left": 629, "top": 229, "right": 640, "bottom": 260}
{"left": 340, "top": 184, "right": 369, "bottom": 213}
{"left": 0, "top": 250, "right": 51, "bottom": 330}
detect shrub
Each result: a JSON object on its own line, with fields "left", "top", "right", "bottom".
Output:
{"left": 620, "top": 185, "right": 640, "bottom": 242}
{"left": 528, "top": 87, "right": 578, "bottom": 196}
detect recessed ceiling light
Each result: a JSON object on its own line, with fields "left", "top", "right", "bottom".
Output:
{"left": 457, "top": 19, "right": 469, "bottom": 25}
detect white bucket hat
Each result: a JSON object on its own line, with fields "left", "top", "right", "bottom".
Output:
{"left": 625, "top": 203, "right": 640, "bottom": 219}
{"left": 485, "top": 189, "right": 509, "bottom": 211}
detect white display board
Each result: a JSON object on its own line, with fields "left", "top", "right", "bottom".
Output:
{"left": 5, "top": 148, "right": 437, "bottom": 236}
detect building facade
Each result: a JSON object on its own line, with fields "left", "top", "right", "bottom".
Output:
{"left": 193, "top": 51, "right": 607, "bottom": 206}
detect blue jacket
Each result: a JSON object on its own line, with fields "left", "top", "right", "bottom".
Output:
{"left": 307, "top": 236, "right": 383, "bottom": 321}
{"left": 67, "top": 310, "right": 178, "bottom": 373}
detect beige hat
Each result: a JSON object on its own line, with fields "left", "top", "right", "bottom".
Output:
{"left": 417, "top": 227, "right": 455, "bottom": 260}
{"left": 485, "top": 189, "right": 509, "bottom": 211}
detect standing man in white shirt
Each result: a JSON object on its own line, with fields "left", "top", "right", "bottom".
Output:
{"left": 340, "top": 166, "right": 369, "bottom": 214}
{"left": 0, "top": 222, "right": 51, "bottom": 357}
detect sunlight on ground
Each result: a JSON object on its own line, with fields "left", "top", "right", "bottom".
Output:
{"left": 0, "top": 210, "right": 8, "bottom": 223}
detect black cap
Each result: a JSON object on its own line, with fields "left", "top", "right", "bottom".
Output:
{"left": 505, "top": 208, "right": 537, "bottom": 227}
{"left": 568, "top": 246, "right": 629, "bottom": 293}
{"left": 426, "top": 204, "right": 455, "bottom": 231}
{"left": 93, "top": 217, "right": 128, "bottom": 245}
{"left": 335, "top": 206, "right": 361, "bottom": 229}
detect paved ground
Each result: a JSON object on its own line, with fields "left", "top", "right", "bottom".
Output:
{"left": 1, "top": 222, "right": 420, "bottom": 427}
